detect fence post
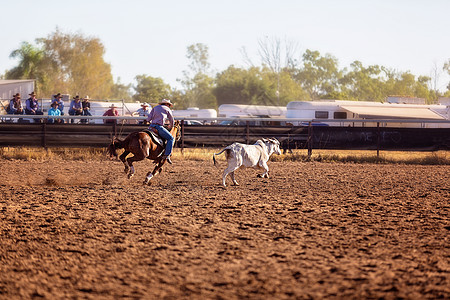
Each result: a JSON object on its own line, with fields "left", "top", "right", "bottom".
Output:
{"left": 41, "top": 122, "right": 47, "bottom": 149}
{"left": 377, "top": 122, "right": 380, "bottom": 158}
{"left": 181, "top": 119, "right": 185, "bottom": 153}
{"left": 246, "top": 121, "right": 250, "bottom": 144}
{"left": 307, "top": 121, "right": 313, "bottom": 158}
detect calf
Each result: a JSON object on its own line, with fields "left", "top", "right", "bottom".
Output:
{"left": 213, "top": 138, "right": 281, "bottom": 187}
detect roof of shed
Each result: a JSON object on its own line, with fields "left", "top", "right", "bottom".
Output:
{"left": 340, "top": 105, "right": 445, "bottom": 120}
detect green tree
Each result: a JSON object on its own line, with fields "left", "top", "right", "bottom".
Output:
{"left": 295, "top": 49, "right": 342, "bottom": 99}
{"left": 260, "top": 68, "right": 310, "bottom": 105}
{"left": 340, "top": 61, "right": 385, "bottom": 101}
{"left": 5, "top": 41, "right": 46, "bottom": 93}
{"left": 384, "top": 71, "right": 434, "bottom": 102}
{"left": 133, "top": 74, "right": 172, "bottom": 103}
{"left": 214, "top": 65, "right": 308, "bottom": 106}
{"left": 111, "top": 78, "right": 132, "bottom": 100}
{"left": 214, "top": 66, "right": 268, "bottom": 106}
{"left": 179, "top": 43, "right": 217, "bottom": 108}
{"left": 36, "top": 29, "right": 115, "bottom": 98}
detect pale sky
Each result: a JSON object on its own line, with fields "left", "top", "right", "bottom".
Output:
{"left": 1, "top": 0, "right": 449, "bottom": 91}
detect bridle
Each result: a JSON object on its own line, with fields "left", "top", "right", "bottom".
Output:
{"left": 174, "top": 121, "right": 181, "bottom": 141}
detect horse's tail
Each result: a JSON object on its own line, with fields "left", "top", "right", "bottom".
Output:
{"left": 107, "top": 137, "right": 124, "bottom": 159}
{"left": 213, "top": 148, "right": 229, "bottom": 166}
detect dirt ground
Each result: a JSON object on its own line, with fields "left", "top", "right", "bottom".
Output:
{"left": 0, "top": 158, "right": 449, "bottom": 299}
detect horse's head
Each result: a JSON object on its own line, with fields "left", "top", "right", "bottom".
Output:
{"left": 107, "top": 136, "right": 120, "bottom": 159}
{"left": 172, "top": 120, "right": 182, "bottom": 141}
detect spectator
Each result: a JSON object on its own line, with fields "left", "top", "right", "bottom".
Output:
{"left": 47, "top": 101, "right": 62, "bottom": 124}
{"left": 7, "top": 93, "right": 24, "bottom": 115}
{"left": 25, "top": 91, "right": 44, "bottom": 122}
{"left": 81, "top": 95, "right": 92, "bottom": 124}
{"left": 133, "top": 102, "right": 151, "bottom": 124}
{"left": 103, "top": 104, "right": 119, "bottom": 124}
{"left": 68, "top": 95, "right": 83, "bottom": 123}
{"left": 51, "top": 93, "right": 65, "bottom": 116}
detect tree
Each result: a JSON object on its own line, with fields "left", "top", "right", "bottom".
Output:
{"left": 340, "top": 61, "right": 385, "bottom": 101}
{"left": 111, "top": 78, "right": 132, "bottom": 100}
{"left": 257, "top": 36, "right": 300, "bottom": 105}
{"left": 133, "top": 74, "right": 172, "bottom": 103}
{"left": 179, "top": 43, "right": 217, "bottom": 108}
{"left": 214, "top": 66, "right": 267, "bottom": 106}
{"left": 295, "top": 50, "right": 342, "bottom": 99}
{"left": 213, "top": 65, "right": 307, "bottom": 106}
{"left": 444, "top": 59, "right": 450, "bottom": 96}
{"left": 5, "top": 41, "right": 46, "bottom": 92}
{"left": 36, "top": 29, "right": 115, "bottom": 98}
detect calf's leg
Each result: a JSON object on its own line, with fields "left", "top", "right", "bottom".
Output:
{"left": 222, "top": 165, "right": 239, "bottom": 187}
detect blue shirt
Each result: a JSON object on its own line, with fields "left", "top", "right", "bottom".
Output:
{"left": 48, "top": 107, "right": 61, "bottom": 116}
{"left": 70, "top": 100, "right": 82, "bottom": 110}
{"left": 52, "top": 99, "right": 64, "bottom": 112}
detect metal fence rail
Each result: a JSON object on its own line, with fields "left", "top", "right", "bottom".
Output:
{"left": 0, "top": 118, "right": 449, "bottom": 152}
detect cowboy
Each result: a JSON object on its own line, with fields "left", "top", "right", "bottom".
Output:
{"left": 103, "top": 104, "right": 119, "bottom": 124}
{"left": 7, "top": 93, "right": 24, "bottom": 115}
{"left": 69, "top": 95, "right": 83, "bottom": 123}
{"left": 25, "top": 91, "right": 44, "bottom": 122}
{"left": 134, "top": 102, "right": 151, "bottom": 124}
{"left": 47, "top": 101, "right": 62, "bottom": 124}
{"left": 81, "top": 95, "right": 92, "bottom": 123}
{"left": 51, "top": 93, "right": 65, "bottom": 114}
{"left": 146, "top": 99, "right": 175, "bottom": 163}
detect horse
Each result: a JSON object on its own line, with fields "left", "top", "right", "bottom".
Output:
{"left": 107, "top": 120, "right": 181, "bottom": 184}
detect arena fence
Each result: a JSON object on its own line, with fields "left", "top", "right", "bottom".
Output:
{"left": 0, "top": 115, "right": 449, "bottom": 156}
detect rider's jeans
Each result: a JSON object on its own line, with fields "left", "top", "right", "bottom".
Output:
{"left": 150, "top": 124, "right": 174, "bottom": 156}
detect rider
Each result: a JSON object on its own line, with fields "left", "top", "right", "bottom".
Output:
{"left": 146, "top": 99, "right": 174, "bottom": 164}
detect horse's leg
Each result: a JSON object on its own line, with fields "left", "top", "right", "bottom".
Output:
{"left": 127, "top": 153, "right": 146, "bottom": 179}
{"left": 119, "top": 151, "right": 130, "bottom": 174}
{"left": 143, "top": 160, "right": 165, "bottom": 185}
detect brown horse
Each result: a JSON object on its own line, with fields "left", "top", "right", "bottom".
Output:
{"left": 107, "top": 120, "right": 181, "bottom": 184}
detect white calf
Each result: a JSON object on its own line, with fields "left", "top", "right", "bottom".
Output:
{"left": 213, "top": 138, "right": 281, "bottom": 187}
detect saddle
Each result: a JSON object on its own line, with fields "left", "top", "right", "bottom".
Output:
{"left": 142, "top": 129, "right": 166, "bottom": 155}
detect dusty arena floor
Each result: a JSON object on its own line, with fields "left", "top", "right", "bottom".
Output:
{"left": 0, "top": 158, "right": 449, "bottom": 299}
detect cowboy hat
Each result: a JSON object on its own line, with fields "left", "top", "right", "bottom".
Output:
{"left": 141, "top": 102, "right": 149, "bottom": 107}
{"left": 13, "top": 93, "right": 21, "bottom": 98}
{"left": 29, "top": 91, "right": 37, "bottom": 96}
{"left": 109, "top": 104, "right": 117, "bottom": 108}
{"left": 50, "top": 101, "right": 59, "bottom": 107}
{"left": 54, "top": 93, "right": 62, "bottom": 98}
{"left": 73, "top": 95, "right": 80, "bottom": 100}
{"left": 159, "top": 99, "right": 173, "bottom": 106}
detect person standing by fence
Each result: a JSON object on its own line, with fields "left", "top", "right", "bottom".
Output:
{"left": 103, "top": 104, "right": 119, "bottom": 124}
{"left": 133, "top": 102, "right": 151, "bottom": 124}
{"left": 81, "top": 95, "right": 92, "bottom": 123}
